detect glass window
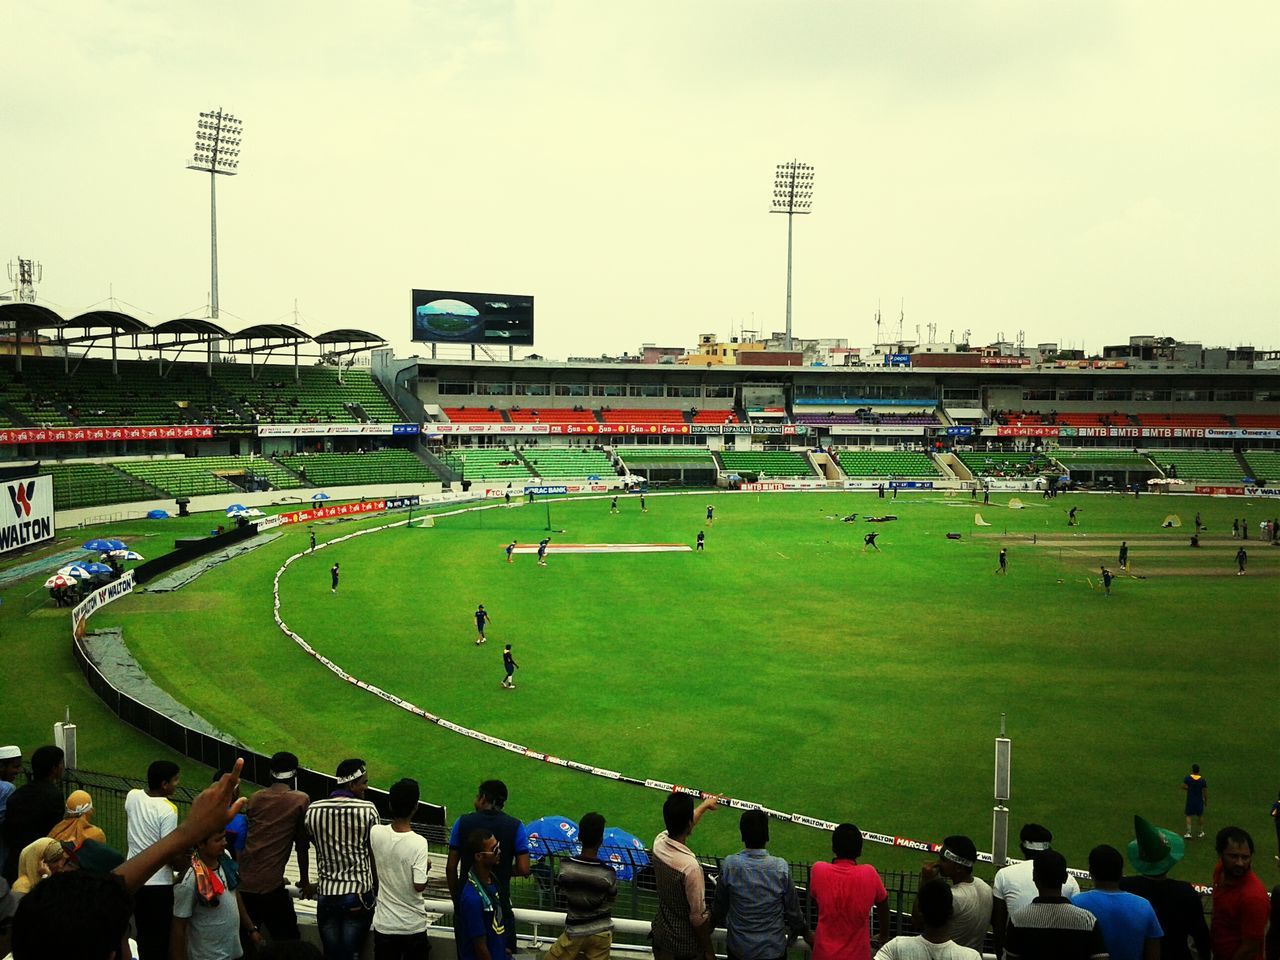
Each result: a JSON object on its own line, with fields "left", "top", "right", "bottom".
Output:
{"left": 438, "top": 381, "right": 472, "bottom": 395}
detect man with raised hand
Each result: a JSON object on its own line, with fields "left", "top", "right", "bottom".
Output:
{"left": 651, "top": 791, "right": 718, "bottom": 960}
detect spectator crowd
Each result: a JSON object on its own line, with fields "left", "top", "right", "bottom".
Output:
{"left": 0, "top": 741, "right": 1276, "bottom": 960}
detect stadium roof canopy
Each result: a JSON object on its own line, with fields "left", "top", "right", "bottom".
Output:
{"left": 2, "top": 304, "right": 389, "bottom": 380}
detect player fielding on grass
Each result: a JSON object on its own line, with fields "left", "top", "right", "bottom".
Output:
{"left": 330, "top": 562, "right": 340, "bottom": 594}
{"left": 1100, "top": 566, "right": 1113, "bottom": 596}
{"left": 706, "top": 504, "right": 715, "bottom": 525}
{"left": 501, "top": 644, "right": 518, "bottom": 689}
{"left": 998, "top": 548, "right": 1008, "bottom": 574}
{"left": 696, "top": 530, "right": 705, "bottom": 551}
{"left": 537, "top": 537, "right": 550, "bottom": 566}
{"left": 1119, "top": 541, "right": 1128, "bottom": 570}
{"left": 1235, "top": 547, "right": 1247, "bottom": 575}
{"left": 475, "top": 604, "right": 491, "bottom": 645}
{"left": 506, "top": 540, "right": 516, "bottom": 563}
{"left": 1182, "top": 764, "right": 1207, "bottom": 838}
{"left": 611, "top": 496, "right": 619, "bottom": 514}
{"left": 863, "top": 532, "right": 880, "bottom": 552}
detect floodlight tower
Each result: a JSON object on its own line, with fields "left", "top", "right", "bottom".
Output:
{"left": 186, "top": 109, "right": 242, "bottom": 319}
{"left": 770, "top": 160, "right": 814, "bottom": 352}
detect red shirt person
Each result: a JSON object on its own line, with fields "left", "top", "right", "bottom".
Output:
{"left": 1210, "top": 826, "right": 1269, "bottom": 960}
{"left": 810, "top": 823, "right": 889, "bottom": 960}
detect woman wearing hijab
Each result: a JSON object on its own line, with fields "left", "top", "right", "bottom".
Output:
{"left": 11, "top": 838, "right": 74, "bottom": 895}
{"left": 46, "top": 789, "right": 124, "bottom": 876}
{"left": 47, "top": 790, "right": 107, "bottom": 848}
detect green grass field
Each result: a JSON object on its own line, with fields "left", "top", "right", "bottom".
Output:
{"left": 2, "top": 490, "right": 1277, "bottom": 884}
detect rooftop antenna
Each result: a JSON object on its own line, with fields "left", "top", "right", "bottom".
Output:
{"left": 897, "top": 299, "right": 905, "bottom": 344}
{"left": 875, "top": 301, "right": 882, "bottom": 346}
{"left": 7, "top": 257, "right": 42, "bottom": 303}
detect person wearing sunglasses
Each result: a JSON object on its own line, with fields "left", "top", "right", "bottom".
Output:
{"left": 457, "top": 830, "right": 507, "bottom": 960}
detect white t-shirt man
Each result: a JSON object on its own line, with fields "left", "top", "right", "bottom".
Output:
{"left": 946, "top": 875, "right": 993, "bottom": 951}
{"left": 124, "top": 788, "right": 178, "bottom": 886}
{"left": 369, "top": 824, "right": 432, "bottom": 935}
{"left": 992, "top": 858, "right": 1079, "bottom": 915}
{"left": 876, "top": 935, "right": 982, "bottom": 960}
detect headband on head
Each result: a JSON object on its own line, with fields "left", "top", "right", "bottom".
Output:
{"left": 1023, "top": 840, "right": 1051, "bottom": 851}
{"left": 942, "top": 847, "right": 975, "bottom": 868}
{"left": 335, "top": 766, "right": 366, "bottom": 786}
{"left": 66, "top": 800, "right": 93, "bottom": 817}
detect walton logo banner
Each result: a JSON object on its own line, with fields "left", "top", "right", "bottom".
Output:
{"left": 2, "top": 475, "right": 55, "bottom": 554}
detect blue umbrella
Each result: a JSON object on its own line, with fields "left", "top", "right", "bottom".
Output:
{"left": 311, "top": 492, "right": 331, "bottom": 501}
{"left": 599, "top": 827, "right": 649, "bottom": 881}
{"left": 82, "top": 562, "right": 114, "bottom": 576}
{"left": 226, "top": 504, "right": 248, "bottom": 514}
{"left": 526, "top": 816, "right": 580, "bottom": 862}
{"left": 83, "top": 538, "right": 125, "bottom": 552}
{"left": 147, "top": 509, "right": 170, "bottom": 519}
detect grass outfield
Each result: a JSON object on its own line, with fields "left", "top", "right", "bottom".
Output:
{"left": 3, "top": 490, "right": 1277, "bottom": 882}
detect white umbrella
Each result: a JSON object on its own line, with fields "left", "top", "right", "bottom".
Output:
{"left": 44, "top": 574, "right": 78, "bottom": 589}
{"left": 108, "top": 549, "right": 145, "bottom": 561}
{"left": 57, "top": 564, "right": 93, "bottom": 580}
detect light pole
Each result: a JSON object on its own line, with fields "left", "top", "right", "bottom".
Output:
{"left": 770, "top": 160, "right": 814, "bottom": 352}
{"left": 187, "top": 109, "right": 242, "bottom": 319}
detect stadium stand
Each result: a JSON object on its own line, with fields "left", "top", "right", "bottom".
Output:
{"left": 443, "top": 406, "right": 505, "bottom": 422}
{"left": 1240, "top": 450, "right": 1280, "bottom": 483}
{"left": 618, "top": 447, "right": 717, "bottom": 466}
{"left": 835, "top": 450, "right": 941, "bottom": 478}
{"left": 523, "top": 448, "right": 614, "bottom": 478}
{"left": 691, "top": 409, "right": 739, "bottom": 424}
{"left": 0, "top": 358, "right": 402, "bottom": 426}
{"left": 718, "top": 450, "right": 816, "bottom": 478}
{"left": 1154, "top": 450, "right": 1247, "bottom": 482}
{"left": 38, "top": 462, "right": 158, "bottom": 510}
{"left": 602, "top": 408, "right": 686, "bottom": 423}
{"left": 796, "top": 411, "right": 938, "bottom": 426}
{"left": 112, "top": 455, "right": 305, "bottom": 497}
{"left": 214, "top": 365, "right": 400, "bottom": 423}
{"left": 1051, "top": 449, "right": 1158, "bottom": 468}
{"left": 451, "top": 448, "right": 534, "bottom": 480}
{"left": 1134, "top": 413, "right": 1233, "bottom": 428}
{"left": 1233, "top": 414, "right": 1280, "bottom": 429}
{"left": 506, "top": 408, "right": 600, "bottom": 424}
{"left": 113, "top": 458, "right": 242, "bottom": 497}
{"left": 955, "top": 451, "right": 1048, "bottom": 477}
{"left": 278, "top": 449, "right": 439, "bottom": 485}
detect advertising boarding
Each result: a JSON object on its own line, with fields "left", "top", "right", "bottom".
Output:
{"left": 2, "top": 475, "right": 55, "bottom": 554}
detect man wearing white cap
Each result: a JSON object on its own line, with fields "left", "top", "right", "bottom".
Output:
{"left": 0, "top": 746, "right": 21, "bottom": 876}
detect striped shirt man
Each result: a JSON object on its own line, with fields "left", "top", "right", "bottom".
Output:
{"left": 305, "top": 794, "right": 378, "bottom": 895}
{"left": 1004, "top": 897, "right": 1109, "bottom": 960}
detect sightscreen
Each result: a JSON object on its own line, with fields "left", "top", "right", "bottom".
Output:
{"left": 411, "top": 290, "right": 534, "bottom": 346}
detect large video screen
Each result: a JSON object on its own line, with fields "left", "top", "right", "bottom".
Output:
{"left": 411, "top": 290, "right": 534, "bottom": 346}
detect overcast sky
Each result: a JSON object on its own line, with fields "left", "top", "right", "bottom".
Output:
{"left": 5, "top": 1, "right": 1277, "bottom": 361}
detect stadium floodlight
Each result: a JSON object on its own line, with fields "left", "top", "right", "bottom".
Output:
{"left": 770, "top": 160, "right": 814, "bottom": 352}
{"left": 186, "top": 109, "right": 243, "bottom": 319}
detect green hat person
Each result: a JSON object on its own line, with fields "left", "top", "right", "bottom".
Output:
{"left": 1127, "top": 815, "right": 1186, "bottom": 876}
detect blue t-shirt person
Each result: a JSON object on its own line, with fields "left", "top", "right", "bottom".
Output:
{"left": 1072, "top": 889, "right": 1163, "bottom": 960}
{"left": 456, "top": 873, "right": 507, "bottom": 960}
